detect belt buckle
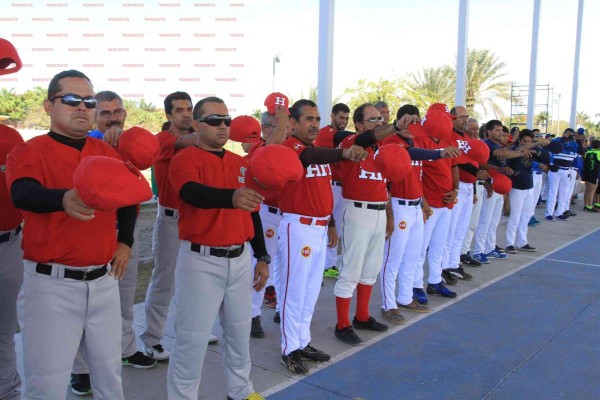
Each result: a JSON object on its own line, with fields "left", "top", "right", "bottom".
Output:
{"left": 81, "top": 269, "right": 89, "bottom": 281}
{"left": 225, "top": 248, "right": 233, "bottom": 258}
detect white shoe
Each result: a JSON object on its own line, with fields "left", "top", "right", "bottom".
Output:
{"left": 144, "top": 344, "right": 170, "bottom": 361}
{"left": 208, "top": 334, "right": 218, "bottom": 344}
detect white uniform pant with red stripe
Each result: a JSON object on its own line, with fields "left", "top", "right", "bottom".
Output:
{"left": 414, "top": 206, "right": 451, "bottom": 286}
{"left": 325, "top": 182, "right": 343, "bottom": 269}
{"left": 443, "top": 182, "right": 474, "bottom": 269}
{"left": 334, "top": 199, "right": 387, "bottom": 298}
{"left": 506, "top": 188, "right": 534, "bottom": 248}
{"left": 474, "top": 191, "right": 503, "bottom": 255}
{"left": 277, "top": 214, "right": 327, "bottom": 356}
{"left": 380, "top": 199, "right": 424, "bottom": 309}
{"left": 461, "top": 182, "right": 485, "bottom": 255}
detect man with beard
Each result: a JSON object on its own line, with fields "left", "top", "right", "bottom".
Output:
{"left": 141, "top": 91, "right": 194, "bottom": 361}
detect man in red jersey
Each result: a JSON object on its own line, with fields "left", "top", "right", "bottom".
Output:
{"left": 278, "top": 99, "right": 367, "bottom": 374}
{"left": 141, "top": 91, "right": 194, "bottom": 361}
{"left": 7, "top": 69, "right": 136, "bottom": 399}
{"left": 166, "top": 96, "right": 269, "bottom": 400}
{"left": 314, "top": 103, "right": 351, "bottom": 279}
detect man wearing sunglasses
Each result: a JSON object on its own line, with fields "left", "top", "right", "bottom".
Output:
{"left": 167, "top": 96, "right": 268, "bottom": 400}
{"left": 141, "top": 91, "right": 194, "bottom": 362}
{"left": 7, "top": 69, "right": 137, "bottom": 399}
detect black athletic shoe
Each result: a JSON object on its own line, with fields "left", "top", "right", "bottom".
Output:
{"left": 70, "top": 373, "right": 92, "bottom": 396}
{"left": 122, "top": 351, "right": 157, "bottom": 369}
{"left": 334, "top": 325, "right": 363, "bottom": 346}
{"left": 273, "top": 311, "right": 280, "bottom": 324}
{"left": 281, "top": 350, "right": 309, "bottom": 374}
{"left": 460, "top": 254, "right": 482, "bottom": 267}
{"left": 448, "top": 266, "right": 472, "bottom": 281}
{"left": 250, "top": 316, "right": 264, "bottom": 338}
{"left": 441, "top": 269, "right": 458, "bottom": 285}
{"left": 352, "top": 316, "right": 388, "bottom": 332}
{"left": 298, "top": 344, "right": 331, "bottom": 361}
{"left": 518, "top": 244, "right": 537, "bottom": 252}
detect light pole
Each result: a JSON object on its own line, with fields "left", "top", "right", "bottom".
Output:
{"left": 272, "top": 55, "right": 280, "bottom": 92}
{"left": 556, "top": 93, "right": 562, "bottom": 134}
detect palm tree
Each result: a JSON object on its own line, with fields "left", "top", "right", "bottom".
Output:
{"left": 576, "top": 111, "right": 590, "bottom": 127}
{"left": 464, "top": 49, "right": 511, "bottom": 117}
{"left": 400, "top": 66, "right": 455, "bottom": 112}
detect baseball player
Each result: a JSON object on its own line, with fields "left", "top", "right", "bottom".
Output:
{"left": 166, "top": 96, "right": 268, "bottom": 400}
{"left": 278, "top": 99, "right": 367, "bottom": 374}
{"left": 70, "top": 91, "right": 156, "bottom": 395}
{"left": 141, "top": 91, "right": 194, "bottom": 361}
{"left": 0, "top": 38, "right": 24, "bottom": 400}
{"left": 582, "top": 140, "right": 600, "bottom": 211}
{"left": 7, "top": 69, "right": 137, "bottom": 399}
{"left": 373, "top": 101, "right": 391, "bottom": 126}
{"left": 314, "top": 103, "right": 351, "bottom": 279}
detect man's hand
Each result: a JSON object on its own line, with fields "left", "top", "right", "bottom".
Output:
{"left": 253, "top": 261, "right": 269, "bottom": 292}
{"left": 385, "top": 215, "right": 394, "bottom": 240}
{"left": 327, "top": 225, "right": 339, "bottom": 248}
{"left": 342, "top": 145, "right": 368, "bottom": 162}
{"left": 539, "top": 163, "right": 549, "bottom": 172}
{"left": 483, "top": 182, "right": 494, "bottom": 198}
{"left": 103, "top": 126, "right": 122, "bottom": 146}
{"left": 443, "top": 189, "right": 458, "bottom": 203}
{"left": 396, "top": 114, "right": 420, "bottom": 131}
{"left": 476, "top": 169, "right": 491, "bottom": 180}
{"left": 232, "top": 187, "right": 264, "bottom": 211}
{"left": 63, "top": 189, "right": 95, "bottom": 221}
{"left": 422, "top": 203, "right": 433, "bottom": 223}
{"left": 110, "top": 242, "right": 131, "bottom": 280}
{"left": 441, "top": 146, "right": 461, "bottom": 158}
{"left": 473, "top": 193, "right": 478, "bottom": 204}
{"left": 518, "top": 148, "right": 534, "bottom": 157}
{"left": 535, "top": 138, "right": 550, "bottom": 147}
{"left": 500, "top": 166, "right": 515, "bottom": 176}
{"left": 274, "top": 104, "right": 289, "bottom": 125}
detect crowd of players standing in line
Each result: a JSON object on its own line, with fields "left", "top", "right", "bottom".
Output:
{"left": 2, "top": 65, "right": 598, "bottom": 400}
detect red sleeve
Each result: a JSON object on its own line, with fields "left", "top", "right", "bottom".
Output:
{"left": 168, "top": 148, "right": 201, "bottom": 195}
{"left": 6, "top": 142, "right": 43, "bottom": 187}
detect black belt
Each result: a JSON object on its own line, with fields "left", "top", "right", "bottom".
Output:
{"left": 190, "top": 243, "right": 244, "bottom": 258}
{"left": 353, "top": 201, "right": 386, "bottom": 210}
{"left": 35, "top": 263, "right": 108, "bottom": 281}
{"left": 164, "top": 208, "right": 176, "bottom": 217}
{"left": 267, "top": 206, "right": 282, "bottom": 215}
{"left": 332, "top": 181, "right": 342, "bottom": 187}
{"left": 0, "top": 225, "right": 21, "bottom": 244}
{"left": 477, "top": 181, "right": 485, "bottom": 185}
{"left": 558, "top": 166, "right": 571, "bottom": 170}
{"left": 397, "top": 199, "right": 421, "bottom": 206}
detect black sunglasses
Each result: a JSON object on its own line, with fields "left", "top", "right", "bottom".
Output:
{"left": 197, "top": 114, "right": 232, "bottom": 127}
{"left": 49, "top": 93, "right": 97, "bottom": 109}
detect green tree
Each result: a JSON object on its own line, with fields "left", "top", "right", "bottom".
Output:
{"left": 343, "top": 78, "right": 404, "bottom": 119}
{"left": 252, "top": 108, "right": 262, "bottom": 120}
{"left": 123, "top": 99, "right": 165, "bottom": 132}
{"left": 400, "top": 66, "right": 455, "bottom": 112}
{"left": 464, "top": 49, "right": 511, "bottom": 117}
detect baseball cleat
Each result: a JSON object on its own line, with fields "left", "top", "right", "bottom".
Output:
{"left": 250, "top": 316, "right": 265, "bottom": 338}
{"left": 334, "top": 325, "right": 363, "bottom": 346}
{"left": 397, "top": 299, "right": 430, "bottom": 313}
{"left": 426, "top": 282, "right": 457, "bottom": 298}
{"left": 441, "top": 269, "right": 458, "bottom": 285}
{"left": 381, "top": 308, "right": 406, "bottom": 324}
{"left": 545, "top": 215, "right": 555, "bottom": 221}
{"left": 298, "top": 344, "right": 331, "bottom": 361}
{"left": 323, "top": 266, "right": 340, "bottom": 279}
{"left": 505, "top": 245, "right": 518, "bottom": 254}
{"left": 144, "top": 344, "right": 170, "bottom": 361}
{"left": 122, "top": 351, "right": 157, "bottom": 369}
{"left": 518, "top": 244, "right": 537, "bottom": 252}
{"left": 352, "top": 316, "right": 388, "bottom": 332}
{"left": 412, "top": 288, "right": 428, "bottom": 304}
{"left": 70, "top": 373, "right": 92, "bottom": 396}
{"left": 273, "top": 311, "right": 280, "bottom": 324}
{"left": 227, "top": 393, "right": 265, "bottom": 400}
{"left": 556, "top": 215, "right": 569, "bottom": 221}
{"left": 448, "top": 266, "right": 472, "bottom": 281}
{"left": 208, "top": 334, "right": 219, "bottom": 344}
{"left": 486, "top": 250, "right": 507, "bottom": 260}
{"left": 472, "top": 253, "right": 490, "bottom": 264}
{"left": 460, "top": 253, "right": 482, "bottom": 267}
{"left": 281, "top": 350, "right": 309, "bottom": 374}
{"left": 495, "top": 245, "right": 506, "bottom": 253}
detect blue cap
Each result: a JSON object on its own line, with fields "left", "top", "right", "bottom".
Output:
{"left": 577, "top": 127, "right": 586, "bottom": 135}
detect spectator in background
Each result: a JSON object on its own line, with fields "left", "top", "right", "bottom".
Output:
{"left": 582, "top": 140, "right": 600, "bottom": 212}
{"left": 374, "top": 101, "right": 391, "bottom": 126}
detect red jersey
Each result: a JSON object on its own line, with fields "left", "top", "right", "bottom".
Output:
{"left": 338, "top": 135, "right": 387, "bottom": 202}
{"left": 278, "top": 136, "right": 333, "bottom": 217}
{"left": 247, "top": 139, "right": 279, "bottom": 208}
{"left": 314, "top": 125, "right": 342, "bottom": 182}
{"left": 419, "top": 136, "right": 456, "bottom": 209}
{"left": 6, "top": 134, "right": 120, "bottom": 266}
{"left": 383, "top": 134, "right": 423, "bottom": 199}
{"left": 154, "top": 130, "right": 180, "bottom": 209}
{"left": 0, "top": 125, "right": 24, "bottom": 231}
{"left": 450, "top": 129, "right": 478, "bottom": 184}
{"left": 169, "top": 146, "right": 254, "bottom": 246}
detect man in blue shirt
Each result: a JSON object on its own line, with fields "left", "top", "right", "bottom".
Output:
{"left": 545, "top": 128, "right": 580, "bottom": 220}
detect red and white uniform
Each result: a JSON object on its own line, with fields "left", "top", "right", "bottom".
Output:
{"left": 278, "top": 136, "right": 332, "bottom": 356}
{"left": 141, "top": 130, "right": 181, "bottom": 350}
{"left": 167, "top": 146, "right": 257, "bottom": 400}
{"left": 335, "top": 135, "right": 388, "bottom": 299}
{"left": 379, "top": 134, "right": 426, "bottom": 309}
{"left": 7, "top": 134, "right": 124, "bottom": 399}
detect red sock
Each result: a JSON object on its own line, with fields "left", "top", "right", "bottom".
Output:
{"left": 356, "top": 283, "right": 373, "bottom": 322}
{"left": 335, "top": 296, "right": 351, "bottom": 329}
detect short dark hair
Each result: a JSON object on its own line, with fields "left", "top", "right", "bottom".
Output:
{"left": 449, "top": 106, "right": 458, "bottom": 116}
{"left": 164, "top": 91, "right": 192, "bottom": 115}
{"left": 397, "top": 104, "right": 420, "bottom": 119}
{"left": 374, "top": 101, "right": 388, "bottom": 109}
{"left": 289, "top": 99, "right": 317, "bottom": 121}
{"left": 47, "top": 70, "right": 92, "bottom": 99}
{"left": 510, "top": 126, "right": 520, "bottom": 135}
{"left": 332, "top": 103, "right": 350, "bottom": 115}
{"left": 193, "top": 96, "right": 224, "bottom": 119}
{"left": 592, "top": 140, "right": 600, "bottom": 149}
{"left": 532, "top": 128, "right": 541, "bottom": 134}
{"left": 518, "top": 129, "right": 534, "bottom": 142}
{"left": 95, "top": 90, "right": 122, "bottom": 104}
{"left": 502, "top": 125, "right": 509, "bottom": 133}
{"left": 161, "top": 121, "right": 171, "bottom": 131}
{"left": 485, "top": 120, "right": 503, "bottom": 132}
{"left": 352, "top": 103, "right": 374, "bottom": 125}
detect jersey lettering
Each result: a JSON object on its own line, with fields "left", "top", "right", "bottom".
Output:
{"left": 358, "top": 167, "right": 383, "bottom": 181}
{"left": 274, "top": 96, "right": 286, "bottom": 106}
{"left": 305, "top": 164, "right": 331, "bottom": 178}
{"left": 457, "top": 140, "right": 471, "bottom": 154}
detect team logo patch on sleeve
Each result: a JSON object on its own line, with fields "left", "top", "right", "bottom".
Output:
{"left": 265, "top": 228, "right": 275, "bottom": 238}
{"left": 399, "top": 221, "right": 407, "bottom": 230}
{"left": 1, "top": 165, "right": 6, "bottom": 173}
{"left": 301, "top": 246, "right": 311, "bottom": 257}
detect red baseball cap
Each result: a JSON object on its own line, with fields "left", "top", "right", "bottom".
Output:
{"left": 0, "top": 124, "right": 24, "bottom": 150}
{"left": 373, "top": 143, "right": 412, "bottom": 182}
{"left": 407, "top": 110, "right": 453, "bottom": 141}
{"left": 229, "top": 115, "right": 261, "bottom": 143}
{"left": 245, "top": 144, "right": 304, "bottom": 198}
{"left": 0, "top": 39, "right": 22, "bottom": 76}
{"left": 73, "top": 156, "right": 153, "bottom": 211}
{"left": 488, "top": 169, "right": 512, "bottom": 195}
{"left": 465, "top": 139, "right": 490, "bottom": 165}
{"left": 264, "top": 92, "right": 290, "bottom": 114}
{"left": 428, "top": 103, "right": 456, "bottom": 120}
{"left": 118, "top": 126, "right": 159, "bottom": 170}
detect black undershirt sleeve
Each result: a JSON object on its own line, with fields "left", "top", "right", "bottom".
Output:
{"left": 10, "top": 178, "right": 67, "bottom": 213}
{"left": 333, "top": 131, "right": 354, "bottom": 148}
{"left": 179, "top": 182, "right": 236, "bottom": 209}
{"left": 408, "top": 147, "right": 441, "bottom": 161}
{"left": 299, "top": 147, "right": 344, "bottom": 168}
{"left": 458, "top": 163, "right": 479, "bottom": 177}
{"left": 249, "top": 211, "right": 268, "bottom": 257}
{"left": 116, "top": 205, "right": 137, "bottom": 248}
{"left": 354, "top": 129, "right": 377, "bottom": 148}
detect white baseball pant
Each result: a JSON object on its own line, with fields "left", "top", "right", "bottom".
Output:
{"left": 506, "top": 188, "right": 534, "bottom": 248}
{"left": 19, "top": 261, "right": 123, "bottom": 400}
{"left": 251, "top": 205, "right": 282, "bottom": 318}
{"left": 569, "top": 167, "right": 580, "bottom": 198}
{"left": 334, "top": 199, "right": 387, "bottom": 298}
{"left": 167, "top": 241, "right": 254, "bottom": 400}
{"left": 325, "top": 182, "right": 343, "bottom": 269}
{"left": 461, "top": 182, "right": 484, "bottom": 255}
{"left": 474, "top": 191, "right": 503, "bottom": 255}
{"left": 141, "top": 205, "right": 179, "bottom": 348}
{"left": 530, "top": 173, "right": 543, "bottom": 217}
{"left": 541, "top": 171, "right": 549, "bottom": 201}
{"left": 278, "top": 213, "right": 328, "bottom": 356}
{"left": 380, "top": 199, "right": 424, "bottom": 309}
{"left": 0, "top": 228, "right": 23, "bottom": 400}
{"left": 545, "top": 169, "right": 571, "bottom": 218}
{"left": 443, "top": 182, "right": 474, "bottom": 269}
{"left": 415, "top": 206, "right": 451, "bottom": 285}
